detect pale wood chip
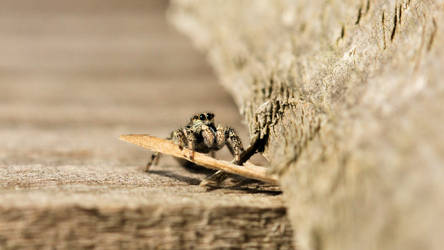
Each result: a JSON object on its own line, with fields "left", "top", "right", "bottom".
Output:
{"left": 119, "top": 134, "right": 279, "bottom": 185}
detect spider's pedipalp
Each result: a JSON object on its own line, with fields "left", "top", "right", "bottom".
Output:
{"left": 201, "top": 124, "right": 216, "bottom": 148}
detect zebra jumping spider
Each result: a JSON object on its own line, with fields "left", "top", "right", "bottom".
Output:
{"left": 146, "top": 112, "right": 245, "bottom": 186}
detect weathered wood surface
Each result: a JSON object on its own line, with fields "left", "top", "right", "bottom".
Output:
{"left": 0, "top": 0, "right": 293, "bottom": 249}
{"left": 170, "top": 0, "right": 444, "bottom": 250}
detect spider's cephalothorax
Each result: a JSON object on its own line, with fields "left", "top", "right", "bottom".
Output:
{"left": 146, "top": 112, "right": 244, "bottom": 186}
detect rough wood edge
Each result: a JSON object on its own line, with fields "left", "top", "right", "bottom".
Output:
{"left": 119, "top": 134, "right": 279, "bottom": 185}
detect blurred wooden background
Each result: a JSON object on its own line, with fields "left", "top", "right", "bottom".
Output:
{"left": 0, "top": 1, "right": 292, "bottom": 249}
{"left": 0, "top": 0, "right": 244, "bottom": 134}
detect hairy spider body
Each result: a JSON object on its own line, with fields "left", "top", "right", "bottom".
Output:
{"left": 146, "top": 112, "right": 244, "bottom": 186}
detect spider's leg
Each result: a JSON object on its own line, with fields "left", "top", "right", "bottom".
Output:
{"left": 200, "top": 170, "right": 228, "bottom": 188}
{"left": 173, "top": 127, "right": 205, "bottom": 169}
{"left": 171, "top": 128, "right": 189, "bottom": 150}
{"left": 145, "top": 129, "right": 188, "bottom": 172}
{"left": 182, "top": 126, "right": 198, "bottom": 151}
{"left": 200, "top": 125, "right": 245, "bottom": 187}
{"left": 145, "top": 152, "right": 161, "bottom": 172}
{"left": 224, "top": 126, "right": 245, "bottom": 164}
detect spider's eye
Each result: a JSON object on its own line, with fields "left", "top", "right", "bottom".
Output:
{"left": 206, "top": 113, "right": 214, "bottom": 120}
{"left": 193, "top": 115, "right": 198, "bottom": 120}
{"left": 199, "top": 114, "right": 205, "bottom": 120}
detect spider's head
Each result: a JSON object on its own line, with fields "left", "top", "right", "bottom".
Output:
{"left": 191, "top": 112, "right": 215, "bottom": 126}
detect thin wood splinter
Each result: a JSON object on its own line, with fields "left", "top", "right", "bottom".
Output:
{"left": 119, "top": 134, "right": 279, "bottom": 185}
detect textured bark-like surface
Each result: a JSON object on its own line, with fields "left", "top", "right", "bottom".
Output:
{"left": 170, "top": 0, "right": 444, "bottom": 249}
{"left": 0, "top": 165, "right": 291, "bottom": 249}
{"left": 0, "top": 0, "right": 293, "bottom": 249}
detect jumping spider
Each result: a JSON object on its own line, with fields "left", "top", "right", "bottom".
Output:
{"left": 146, "top": 112, "right": 245, "bottom": 186}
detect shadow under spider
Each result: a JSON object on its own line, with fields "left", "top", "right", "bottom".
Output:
{"left": 206, "top": 178, "right": 282, "bottom": 195}
{"left": 148, "top": 170, "right": 202, "bottom": 185}
{"left": 148, "top": 170, "right": 282, "bottom": 195}
{"left": 221, "top": 186, "right": 282, "bottom": 196}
